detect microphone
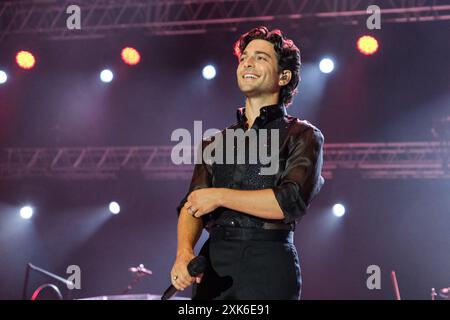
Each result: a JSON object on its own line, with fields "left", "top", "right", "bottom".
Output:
{"left": 161, "top": 256, "right": 207, "bottom": 300}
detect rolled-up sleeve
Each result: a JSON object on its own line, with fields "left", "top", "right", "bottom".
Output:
{"left": 176, "top": 139, "right": 213, "bottom": 216}
{"left": 272, "top": 127, "right": 325, "bottom": 223}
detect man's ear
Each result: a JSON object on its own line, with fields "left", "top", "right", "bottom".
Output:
{"left": 279, "top": 70, "right": 292, "bottom": 86}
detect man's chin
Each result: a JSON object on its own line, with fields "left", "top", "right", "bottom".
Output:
{"left": 237, "top": 85, "right": 258, "bottom": 96}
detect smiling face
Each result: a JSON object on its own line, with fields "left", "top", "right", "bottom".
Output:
{"left": 237, "top": 39, "right": 285, "bottom": 101}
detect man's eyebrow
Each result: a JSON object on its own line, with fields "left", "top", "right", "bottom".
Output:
{"left": 240, "top": 50, "right": 271, "bottom": 58}
{"left": 254, "top": 51, "right": 271, "bottom": 58}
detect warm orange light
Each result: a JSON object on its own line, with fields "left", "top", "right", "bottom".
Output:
{"left": 121, "top": 47, "right": 141, "bottom": 65}
{"left": 357, "top": 35, "right": 379, "bottom": 56}
{"left": 16, "top": 51, "right": 36, "bottom": 69}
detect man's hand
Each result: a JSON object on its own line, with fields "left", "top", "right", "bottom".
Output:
{"left": 184, "top": 188, "right": 223, "bottom": 218}
{"left": 170, "top": 249, "right": 203, "bottom": 291}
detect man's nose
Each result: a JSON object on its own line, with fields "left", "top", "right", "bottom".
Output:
{"left": 243, "top": 56, "right": 255, "bottom": 68}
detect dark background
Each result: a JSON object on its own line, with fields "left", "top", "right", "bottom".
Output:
{"left": 0, "top": 20, "right": 449, "bottom": 299}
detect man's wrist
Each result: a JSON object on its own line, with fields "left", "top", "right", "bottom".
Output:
{"left": 176, "top": 247, "right": 194, "bottom": 257}
{"left": 216, "top": 188, "right": 229, "bottom": 207}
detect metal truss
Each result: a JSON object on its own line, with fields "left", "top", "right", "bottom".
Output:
{"left": 1, "top": 0, "right": 449, "bottom": 43}
{"left": 323, "top": 141, "right": 450, "bottom": 179}
{"left": 1, "top": 141, "right": 449, "bottom": 180}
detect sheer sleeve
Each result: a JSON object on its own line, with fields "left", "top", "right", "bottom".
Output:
{"left": 176, "top": 139, "right": 213, "bottom": 216}
{"left": 271, "top": 127, "right": 325, "bottom": 223}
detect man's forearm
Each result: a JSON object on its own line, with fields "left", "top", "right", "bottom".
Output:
{"left": 219, "top": 188, "right": 284, "bottom": 220}
{"left": 177, "top": 207, "right": 203, "bottom": 255}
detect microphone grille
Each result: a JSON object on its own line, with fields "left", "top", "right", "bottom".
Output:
{"left": 187, "top": 256, "right": 207, "bottom": 276}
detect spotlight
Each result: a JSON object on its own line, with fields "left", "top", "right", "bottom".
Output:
{"left": 319, "top": 58, "right": 334, "bottom": 74}
{"left": 332, "top": 203, "right": 346, "bottom": 217}
{"left": 357, "top": 35, "right": 379, "bottom": 56}
{"left": 121, "top": 47, "right": 141, "bottom": 66}
{"left": 0, "top": 70, "right": 7, "bottom": 84}
{"left": 16, "top": 51, "right": 36, "bottom": 70}
{"left": 202, "top": 65, "right": 216, "bottom": 80}
{"left": 100, "top": 69, "right": 114, "bottom": 83}
{"left": 20, "top": 206, "right": 34, "bottom": 219}
{"left": 109, "top": 201, "right": 120, "bottom": 214}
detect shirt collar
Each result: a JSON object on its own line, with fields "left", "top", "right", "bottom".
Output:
{"left": 236, "top": 103, "right": 287, "bottom": 126}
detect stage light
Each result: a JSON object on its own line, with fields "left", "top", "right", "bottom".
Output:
{"left": 121, "top": 47, "right": 141, "bottom": 66}
{"left": 16, "top": 51, "right": 36, "bottom": 70}
{"left": 202, "top": 65, "right": 216, "bottom": 80}
{"left": 0, "top": 70, "right": 7, "bottom": 84}
{"left": 109, "top": 201, "right": 120, "bottom": 214}
{"left": 20, "top": 206, "right": 34, "bottom": 219}
{"left": 357, "top": 35, "right": 379, "bottom": 55}
{"left": 332, "top": 203, "right": 346, "bottom": 217}
{"left": 100, "top": 69, "right": 114, "bottom": 83}
{"left": 319, "top": 58, "right": 334, "bottom": 74}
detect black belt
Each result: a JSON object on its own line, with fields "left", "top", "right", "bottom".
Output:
{"left": 209, "top": 226, "right": 294, "bottom": 243}
{"left": 207, "top": 220, "right": 294, "bottom": 231}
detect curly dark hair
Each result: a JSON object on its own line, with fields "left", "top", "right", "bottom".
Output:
{"left": 234, "top": 26, "right": 301, "bottom": 107}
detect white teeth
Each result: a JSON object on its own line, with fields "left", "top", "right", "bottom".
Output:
{"left": 243, "top": 74, "right": 258, "bottom": 79}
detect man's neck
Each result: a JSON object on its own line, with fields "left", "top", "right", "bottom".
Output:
{"left": 244, "top": 94, "right": 279, "bottom": 128}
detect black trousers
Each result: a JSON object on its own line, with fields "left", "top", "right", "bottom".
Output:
{"left": 192, "top": 228, "right": 301, "bottom": 300}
